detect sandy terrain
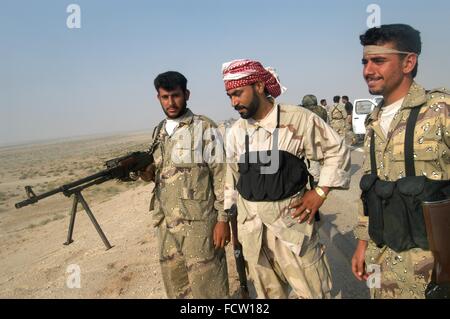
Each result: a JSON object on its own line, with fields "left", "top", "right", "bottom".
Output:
{"left": 0, "top": 131, "right": 369, "bottom": 299}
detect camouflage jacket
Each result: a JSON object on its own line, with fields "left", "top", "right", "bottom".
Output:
{"left": 330, "top": 103, "right": 347, "bottom": 121}
{"left": 354, "top": 82, "right": 450, "bottom": 241}
{"left": 149, "top": 109, "right": 228, "bottom": 235}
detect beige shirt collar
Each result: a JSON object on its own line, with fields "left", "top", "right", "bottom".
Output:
{"left": 245, "top": 102, "right": 278, "bottom": 137}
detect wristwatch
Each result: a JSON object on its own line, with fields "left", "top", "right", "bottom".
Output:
{"left": 314, "top": 186, "right": 327, "bottom": 200}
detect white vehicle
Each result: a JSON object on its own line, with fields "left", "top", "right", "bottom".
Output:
{"left": 352, "top": 97, "right": 383, "bottom": 137}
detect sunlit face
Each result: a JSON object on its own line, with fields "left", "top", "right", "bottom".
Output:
{"left": 362, "top": 42, "right": 409, "bottom": 97}
{"left": 157, "top": 86, "right": 190, "bottom": 119}
{"left": 226, "top": 85, "right": 260, "bottom": 119}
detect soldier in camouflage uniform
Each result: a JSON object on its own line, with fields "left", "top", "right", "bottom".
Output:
{"left": 320, "top": 99, "right": 331, "bottom": 124}
{"left": 222, "top": 59, "right": 351, "bottom": 299}
{"left": 351, "top": 24, "right": 450, "bottom": 299}
{"left": 342, "top": 95, "right": 357, "bottom": 145}
{"left": 301, "top": 94, "right": 328, "bottom": 123}
{"left": 300, "top": 95, "right": 329, "bottom": 184}
{"left": 140, "top": 71, "right": 230, "bottom": 299}
{"left": 329, "top": 96, "right": 348, "bottom": 139}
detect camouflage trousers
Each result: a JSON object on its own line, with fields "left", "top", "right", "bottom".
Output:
{"left": 157, "top": 222, "right": 229, "bottom": 299}
{"left": 366, "top": 240, "right": 433, "bottom": 299}
{"left": 248, "top": 226, "right": 332, "bottom": 299}
{"left": 345, "top": 122, "right": 356, "bottom": 145}
{"left": 330, "top": 120, "right": 347, "bottom": 139}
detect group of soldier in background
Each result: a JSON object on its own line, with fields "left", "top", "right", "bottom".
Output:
{"left": 299, "top": 95, "right": 357, "bottom": 146}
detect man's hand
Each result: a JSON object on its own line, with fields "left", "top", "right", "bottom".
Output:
{"left": 213, "top": 221, "right": 230, "bottom": 249}
{"left": 352, "top": 240, "right": 369, "bottom": 281}
{"left": 289, "top": 187, "right": 329, "bottom": 224}
{"left": 138, "top": 163, "right": 156, "bottom": 182}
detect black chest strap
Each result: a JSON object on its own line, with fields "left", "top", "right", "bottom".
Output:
{"left": 369, "top": 106, "right": 421, "bottom": 176}
{"left": 404, "top": 107, "right": 421, "bottom": 177}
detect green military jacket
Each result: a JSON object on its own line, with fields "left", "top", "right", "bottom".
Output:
{"left": 354, "top": 82, "right": 450, "bottom": 240}
{"left": 149, "top": 109, "right": 228, "bottom": 236}
{"left": 303, "top": 104, "right": 328, "bottom": 122}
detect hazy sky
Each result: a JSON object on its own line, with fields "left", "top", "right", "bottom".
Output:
{"left": 1, "top": 0, "right": 449, "bottom": 146}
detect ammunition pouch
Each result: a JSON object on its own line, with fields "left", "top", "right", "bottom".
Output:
{"left": 237, "top": 150, "right": 309, "bottom": 202}
{"left": 361, "top": 175, "right": 450, "bottom": 252}
{"left": 237, "top": 105, "right": 311, "bottom": 202}
{"left": 361, "top": 106, "right": 450, "bottom": 253}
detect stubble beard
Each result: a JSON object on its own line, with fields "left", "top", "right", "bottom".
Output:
{"left": 163, "top": 102, "right": 187, "bottom": 119}
{"left": 237, "top": 94, "right": 260, "bottom": 120}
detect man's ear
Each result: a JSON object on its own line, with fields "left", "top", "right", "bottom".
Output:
{"left": 156, "top": 88, "right": 161, "bottom": 101}
{"left": 402, "top": 53, "right": 418, "bottom": 75}
{"left": 185, "top": 89, "right": 190, "bottom": 101}
{"left": 254, "top": 82, "right": 265, "bottom": 95}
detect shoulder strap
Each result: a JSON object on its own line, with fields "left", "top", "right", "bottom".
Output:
{"left": 273, "top": 105, "right": 280, "bottom": 152}
{"left": 244, "top": 134, "right": 250, "bottom": 171}
{"left": 369, "top": 129, "right": 377, "bottom": 174}
{"left": 276, "top": 104, "right": 281, "bottom": 128}
{"left": 149, "top": 120, "right": 165, "bottom": 154}
{"left": 332, "top": 105, "right": 344, "bottom": 117}
{"left": 404, "top": 107, "right": 421, "bottom": 177}
{"left": 152, "top": 120, "right": 165, "bottom": 139}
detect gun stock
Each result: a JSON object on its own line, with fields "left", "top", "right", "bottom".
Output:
{"left": 423, "top": 199, "right": 450, "bottom": 299}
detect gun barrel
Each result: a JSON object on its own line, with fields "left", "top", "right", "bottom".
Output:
{"left": 14, "top": 151, "right": 151, "bottom": 209}
{"left": 15, "top": 187, "right": 62, "bottom": 209}
{"left": 15, "top": 197, "right": 37, "bottom": 209}
{"left": 14, "top": 169, "right": 114, "bottom": 209}
{"left": 62, "top": 169, "right": 113, "bottom": 190}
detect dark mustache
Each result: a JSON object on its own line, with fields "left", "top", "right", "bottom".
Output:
{"left": 234, "top": 105, "right": 247, "bottom": 111}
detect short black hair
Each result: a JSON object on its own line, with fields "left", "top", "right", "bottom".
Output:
{"left": 333, "top": 96, "right": 340, "bottom": 103}
{"left": 154, "top": 71, "right": 188, "bottom": 93}
{"left": 342, "top": 95, "right": 349, "bottom": 101}
{"left": 360, "top": 24, "right": 421, "bottom": 78}
{"left": 320, "top": 99, "right": 327, "bottom": 104}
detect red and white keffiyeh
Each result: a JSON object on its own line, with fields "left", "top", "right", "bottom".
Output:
{"left": 222, "top": 59, "right": 287, "bottom": 98}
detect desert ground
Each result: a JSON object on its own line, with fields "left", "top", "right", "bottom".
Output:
{"left": 0, "top": 130, "right": 369, "bottom": 299}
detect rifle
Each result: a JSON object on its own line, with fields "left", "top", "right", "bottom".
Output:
{"left": 423, "top": 199, "right": 450, "bottom": 299}
{"left": 228, "top": 204, "right": 250, "bottom": 299}
{"left": 15, "top": 151, "right": 154, "bottom": 250}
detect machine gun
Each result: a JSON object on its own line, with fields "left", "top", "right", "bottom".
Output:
{"left": 15, "top": 151, "right": 154, "bottom": 250}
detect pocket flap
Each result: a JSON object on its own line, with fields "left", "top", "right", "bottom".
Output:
{"left": 374, "top": 180, "right": 396, "bottom": 199}
{"left": 397, "top": 176, "right": 426, "bottom": 196}
{"left": 360, "top": 174, "right": 379, "bottom": 191}
{"left": 393, "top": 142, "right": 438, "bottom": 162}
{"left": 179, "top": 166, "right": 209, "bottom": 200}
